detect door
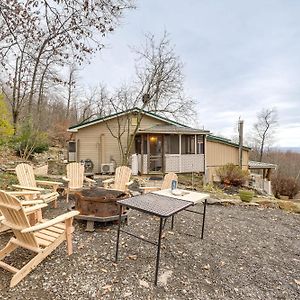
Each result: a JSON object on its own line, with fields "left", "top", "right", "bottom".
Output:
{"left": 149, "top": 135, "right": 163, "bottom": 173}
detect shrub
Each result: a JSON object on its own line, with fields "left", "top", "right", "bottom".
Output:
{"left": 216, "top": 163, "right": 249, "bottom": 187}
{"left": 0, "top": 94, "right": 14, "bottom": 144}
{"left": 10, "top": 119, "right": 49, "bottom": 159}
{"left": 272, "top": 175, "right": 300, "bottom": 199}
{"left": 239, "top": 189, "right": 254, "bottom": 202}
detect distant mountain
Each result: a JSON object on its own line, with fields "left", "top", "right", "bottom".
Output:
{"left": 276, "top": 147, "right": 300, "bottom": 153}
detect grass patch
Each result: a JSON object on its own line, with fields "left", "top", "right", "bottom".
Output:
{"left": 278, "top": 200, "right": 300, "bottom": 213}
{"left": 178, "top": 173, "right": 203, "bottom": 190}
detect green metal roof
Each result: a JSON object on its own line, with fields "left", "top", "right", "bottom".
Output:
{"left": 248, "top": 160, "right": 277, "bottom": 169}
{"left": 138, "top": 124, "right": 209, "bottom": 134}
{"left": 68, "top": 107, "right": 190, "bottom": 131}
{"left": 207, "top": 134, "right": 251, "bottom": 151}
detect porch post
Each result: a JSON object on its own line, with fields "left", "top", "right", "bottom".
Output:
{"left": 179, "top": 135, "right": 182, "bottom": 173}
{"left": 162, "top": 135, "right": 165, "bottom": 174}
{"left": 141, "top": 134, "right": 144, "bottom": 175}
{"left": 147, "top": 134, "right": 150, "bottom": 173}
{"left": 76, "top": 139, "right": 80, "bottom": 162}
{"left": 204, "top": 135, "right": 207, "bottom": 182}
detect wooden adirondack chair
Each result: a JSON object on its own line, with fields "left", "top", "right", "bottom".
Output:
{"left": 103, "top": 166, "right": 133, "bottom": 193}
{"left": 0, "top": 191, "right": 45, "bottom": 232}
{"left": 13, "top": 163, "right": 63, "bottom": 208}
{"left": 140, "top": 172, "right": 178, "bottom": 194}
{"left": 62, "top": 162, "right": 96, "bottom": 202}
{"left": 0, "top": 190, "right": 79, "bottom": 287}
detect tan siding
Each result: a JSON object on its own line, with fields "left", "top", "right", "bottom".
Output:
{"left": 206, "top": 140, "right": 249, "bottom": 181}
{"left": 138, "top": 115, "right": 165, "bottom": 130}
{"left": 72, "top": 113, "right": 166, "bottom": 172}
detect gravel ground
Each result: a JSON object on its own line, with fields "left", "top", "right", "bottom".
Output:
{"left": 0, "top": 199, "right": 299, "bottom": 300}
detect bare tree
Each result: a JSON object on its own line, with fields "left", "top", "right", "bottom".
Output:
{"left": 104, "top": 32, "right": 197, "bottom": 165}
{"left": 0, "top": 0, "right": 134, "bottom": 125}
{"left": 65, "top": 65, "right": 78, "bottom": 120}
{"left": 252, "top": 108, "right": 278, "bottom": 162}
{"left": 132, "top": 32, "right": 195, "bottom": 121}
{"left": 78, "top": 84, "right": 110, "bottom": 123}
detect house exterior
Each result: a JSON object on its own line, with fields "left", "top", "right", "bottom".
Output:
{"left": 68, "top": 108, "right": 261, "bottom": 187}
{"left": 67, "top": 108, "right": 209, "bottom": 175}
{"left": 205, "top": 135, "right": 251, "bottom": 182}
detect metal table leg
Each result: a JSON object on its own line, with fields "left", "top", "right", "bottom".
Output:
{"left": 171, "top": 215, "right": 175, "bottom": 230}
{"left": 154, "top": 217, "right": 164, "bottom": 285}
{"left": 201, "top": 199, "right": 207, "bottom": 239}
{"left": 115, "top": 204, "right": 122, "bottom": 262}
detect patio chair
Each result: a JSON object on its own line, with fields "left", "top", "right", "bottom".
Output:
{"left": 0, "top": 191, "right": 46, "bottom": 232}
{"left": 62, "top": 162, "right": 96, "bottom": 202}
{"left": 103, "top": 166, "right": 133, "bottom": 193}
{"left": 13, "top": 163, "right": 63, "bottom": 208}
{"left": 0, "top": 190, "right": 79, "bottom": 287}
{"left": 140, "top": 172, "right": 178, "bottom": 194}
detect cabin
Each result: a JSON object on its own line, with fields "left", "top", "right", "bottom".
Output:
{"left": 67, "top": 108, "right": 209, "bottom": 175}
{"left": 67, "top": 109, "right": 278, "bottom": 194}
{"left": 206, "top": 135, "right": 251, "bottom": 182}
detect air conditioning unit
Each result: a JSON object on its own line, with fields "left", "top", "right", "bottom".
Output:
{"left": 101, "top": 163, "right": 115, "bottom": 174}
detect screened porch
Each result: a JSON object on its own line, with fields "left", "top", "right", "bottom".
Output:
{"left": 134, "top": 125, "right": 208, "bottom": 174}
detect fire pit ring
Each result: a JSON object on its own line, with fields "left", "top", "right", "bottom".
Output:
{"left": 71, "top": 187, "right": 130, "bottom": 231}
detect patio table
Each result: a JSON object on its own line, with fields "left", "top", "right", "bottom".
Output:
{"left": 115, "top": 190, "right": 209, "bottom": 285}
{"left": 153, "top": 189, "right": 209, "bottom": 233}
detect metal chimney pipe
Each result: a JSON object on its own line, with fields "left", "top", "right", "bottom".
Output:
{"left": 238, "top": 119, "right": 244, "bottom": 168}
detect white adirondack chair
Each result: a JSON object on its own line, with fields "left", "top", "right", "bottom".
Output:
{"left": 103, "top": 166, "right": 133, "bottom": 193}
{"left": 62, "top": 162, "right": 96, "bottom": 202}
{"left": 0, "top": 190, "right": 45, "bottom": 233}
{"left": 0, "top": 190, "right": 79, "bottom": 287}
{"left": 13, "top": 163, "right": 63, "bottom": 208}
{"left": 140, "top": 172, "right": 178, "bottom": 194}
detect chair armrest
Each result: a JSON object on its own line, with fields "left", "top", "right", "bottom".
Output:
{"left": 23, "top": 203, "right": 48, "bottom": 214}
{"left": 140, "top": 186, "right": 160, "bottom": 191}
{"left": 62, "top": 176, "right": 70, "bottom": 182}
{"left": 125, "top": 180, "right": 134, "bottom": 186}
{"left": 21, "top": 211, "right": 80, "bottom": 233}
{"left": 102, "top": 178, "right": 114, "bottom": 184}
{"left": 84, "top": 177, "right": 96, "bottom": 183}
{"left": 20, "top": 200, "right": 45, "bottom": 205}
{"left": 139, "top": 186, "right": 160, "bottom": 194}
{"left": 36, "top": 180, "right": 63, "bottom": 186}
{"left": 0, "top": 204, "right": 46, "bottom": 223}
{"left": 12, "top": 185, "right": 45, "bottom": 192}
{"left": 7, "top": 191, "right": 41, "bottom": 197}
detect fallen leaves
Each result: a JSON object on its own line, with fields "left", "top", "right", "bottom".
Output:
{"left": 127, "top": 254, "right": 137, "bottom": 260}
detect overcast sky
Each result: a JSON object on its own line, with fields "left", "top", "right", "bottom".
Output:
{"left": 81, "top": 0, "right": 300, "bottom": 147}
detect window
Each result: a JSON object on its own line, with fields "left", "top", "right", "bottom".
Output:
{"left": 197, "top": 135, "right": 204, "bottom": 154}
{"left": 181, "top": 135, "right": 195, "bottom": 154}
{"left": 68, "top": 141, "right": 76, "bottom": 153}
{"left": 143, "top": 138, "right": 148, "bottom": 154}
{"left": 165, "top": 135, "right": 179, "bottom": 154}
{"left": 135, "top": 136, "right": 141, "bottom": 154}
{"left": 131, "top": 116, "right": 138, "bottom": 126}
{"left": 135, "top": 136, "right": 148, "bottom": 154}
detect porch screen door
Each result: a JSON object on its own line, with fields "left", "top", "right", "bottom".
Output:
{"left": 149, "top": 135, "right": 163, "bottom": 173}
